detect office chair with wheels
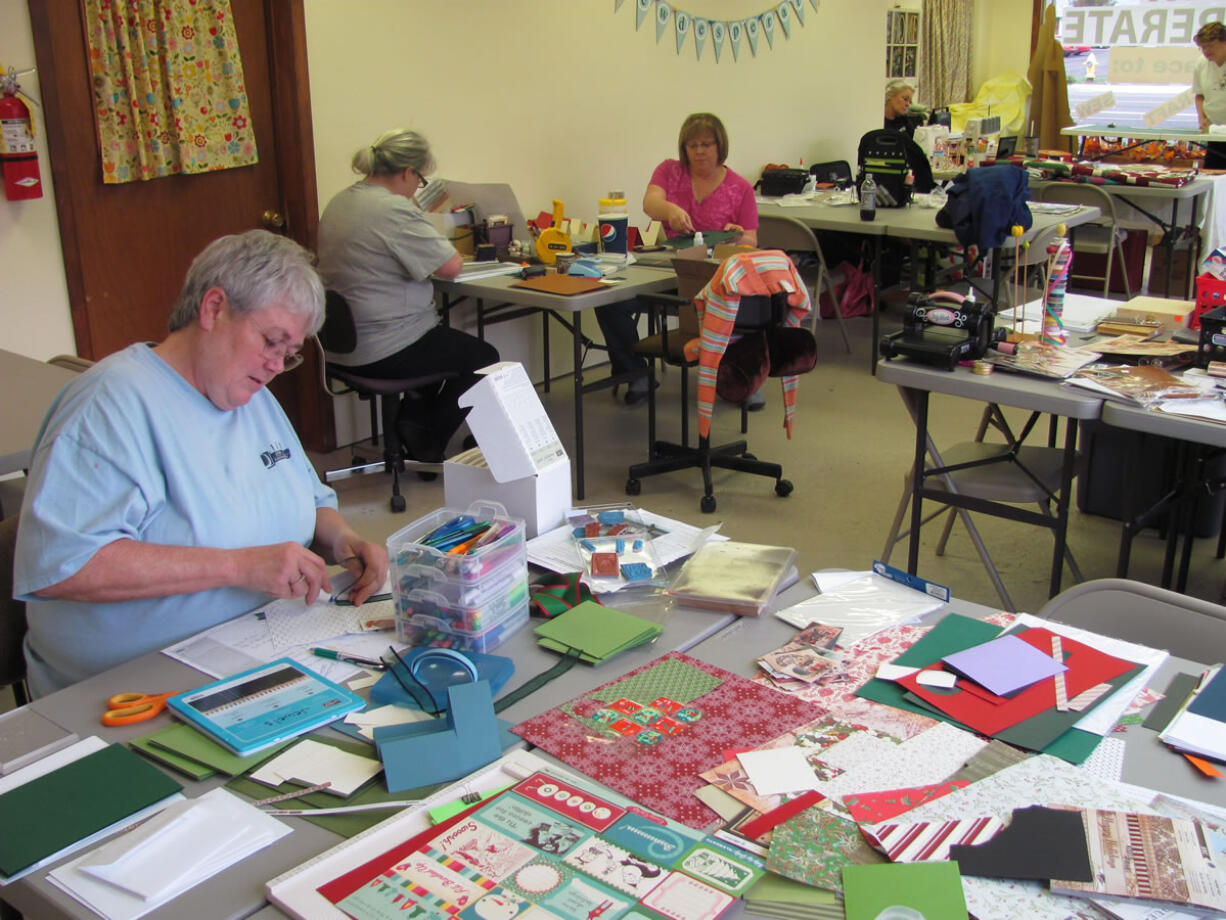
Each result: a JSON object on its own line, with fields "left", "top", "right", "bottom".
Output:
{"left": 317, "top": 291, "right": 459, "bottom": 513}
{"left": 1037, "top": 183, "right": 1132, "bottom": 298}
{"left": 0, "top": 514, "right": 29, "bottom": 708}
{"left": 626, "top": 250, "right": 817, "bottom": 513}
{"left": 757, "top": 214, "right": 852, "bottom": 352}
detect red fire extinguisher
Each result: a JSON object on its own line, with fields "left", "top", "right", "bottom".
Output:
{"left": 0, "top": 68, "right": 43, "bottom": 201}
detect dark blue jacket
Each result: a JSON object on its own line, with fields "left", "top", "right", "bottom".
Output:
{"left": 936, "top": 166, "right": 1032, "bottom": 250}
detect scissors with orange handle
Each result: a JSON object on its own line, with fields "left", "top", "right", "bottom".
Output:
{"left": 101, "top": 691, "right": 175, "bottom": 727}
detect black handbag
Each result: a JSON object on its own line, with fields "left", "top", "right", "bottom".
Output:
{"left": 755, "top": 168, "right": 809, "bottom": 197}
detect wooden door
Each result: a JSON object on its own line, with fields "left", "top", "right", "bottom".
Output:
{"left": 27, "top": 0, "right": 334, "bottom": 449}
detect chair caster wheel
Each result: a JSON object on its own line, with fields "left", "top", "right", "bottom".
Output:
{"left": 701, "top": 495, "right": 716, "bottom": 514}
{"left": 390, "top": 494, "right": 406, "bottom": 513}
{"left": 775, "top": 479, "right": 794, "bottom": 497}
{"left": 625, "top": 478, "right": 641, "bottom": 496}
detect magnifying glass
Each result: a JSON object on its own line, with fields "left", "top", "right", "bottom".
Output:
{"left": 385, "top": 646, "right": 479, "bottom": 713}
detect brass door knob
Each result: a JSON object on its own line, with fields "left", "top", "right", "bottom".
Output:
{"left": 262, "top": 210, "right": 286, "bottom": 230}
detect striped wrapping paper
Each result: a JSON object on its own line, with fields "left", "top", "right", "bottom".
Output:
{"left": 860, "top": 814, "right": 1004, "bottom": 862}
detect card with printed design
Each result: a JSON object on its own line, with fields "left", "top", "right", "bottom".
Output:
{"left": 325, "top": 770, "right": 760, "bottom": 920}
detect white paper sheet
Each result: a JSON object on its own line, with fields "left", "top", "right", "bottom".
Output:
{"left": 774, "top": 573, "right": 943, "bottom": 646}
{"left": 49, "top": 788, "right": 290, "bottom": 920}
{"left": 737, "top": 748, "right": 820, "bottom": 797}
{"left": 249, "top": 739, "right": 382, "bottom": 796}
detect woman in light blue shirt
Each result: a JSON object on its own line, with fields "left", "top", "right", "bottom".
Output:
{"left": 15, "top": 231, "right": 388, "bottom": 696}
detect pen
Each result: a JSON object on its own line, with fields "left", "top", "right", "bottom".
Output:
{"left": 311, "top": 648, "right": 387, "bottom": 670}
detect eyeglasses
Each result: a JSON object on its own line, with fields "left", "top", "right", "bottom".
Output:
{"left": 258, "top": 330, "right": 303, "bottom": 370}
{"left": 685, "top": 140, "right": 717, "bottom": 151}
{"left": 410, "top": 167, "right": 428, "bottom": 192}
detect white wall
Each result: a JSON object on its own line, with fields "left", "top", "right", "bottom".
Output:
{"left": 0, "top": 0, "right": 75, "bottom": 361}
{"left": 972, "top": 0, "right": 1034, "bottom": 96}
{"left": 3, "top": 0, "right": 1037, "bottom": 364}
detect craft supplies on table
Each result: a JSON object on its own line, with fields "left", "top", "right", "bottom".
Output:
{"left": 666, "top": 541, "right": 798, "bottom": 616}
{"left": 387, "top": 501, "right": 530, "bottom": 653}
{"left": 567, "top": 504, "right": 664, "bottom": 590}
{"left": 165, "top": 658, "right": 365, "bottom": 757}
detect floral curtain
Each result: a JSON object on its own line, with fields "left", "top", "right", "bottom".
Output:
{"left": 918, "top": 0, "right": 973, "bottom": 108}
{"left": 83, "top": 0, "right": 258, "bottom": 183}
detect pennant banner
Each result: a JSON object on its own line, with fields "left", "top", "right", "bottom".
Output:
{"left": 618, "top": 0, "right": 820, "bottom": 62}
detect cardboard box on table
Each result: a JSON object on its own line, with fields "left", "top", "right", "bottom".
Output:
{"left": 446, "top": 361, "right": 571, "bottom": 538}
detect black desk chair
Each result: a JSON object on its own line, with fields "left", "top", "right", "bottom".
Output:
{"left": 317, "top": 291, "right": 458, "bottom": 513}
{"left": 626, "top": 253, "right": 817, "bottom": 513}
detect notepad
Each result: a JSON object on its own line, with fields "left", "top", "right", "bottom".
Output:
{"left": 533, "top": 600, "right": 662, "bottom": 664}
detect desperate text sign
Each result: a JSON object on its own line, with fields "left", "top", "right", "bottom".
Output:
{"left": 1062, "top": 4, "right": 1226, "bottom": 46}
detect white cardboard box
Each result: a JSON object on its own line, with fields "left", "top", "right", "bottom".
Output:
{"left": 450, "top": 362, "right": 572, "bottom": 538}
{"left": 444, "top": 448, "right": 570, "bottom": 539}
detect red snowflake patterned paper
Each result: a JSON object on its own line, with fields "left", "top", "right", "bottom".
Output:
{"left": 511, "top": 652, "right": 818, "bottom": 829}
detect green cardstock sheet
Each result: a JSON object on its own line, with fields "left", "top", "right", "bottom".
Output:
{"left": 842, "top": 861, "right": 968, "bottom": 919}
{"left": 144, "top": 721, "right": 293, "bottom": 776}
{"left": 534, "top": 600, "right": 662, "bottom": 664}
{"left": 0, "top": 743, "right": 182, "bottom": 878}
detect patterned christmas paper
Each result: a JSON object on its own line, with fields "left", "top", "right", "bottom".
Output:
{"left": 512, "top": 652, "right": 817, "bottom": 829}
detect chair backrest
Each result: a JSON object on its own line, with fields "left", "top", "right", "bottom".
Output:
{"left": 46, "top": 355, "right": 95, "bottom": 373}
{"left": 756, "top": 215, "right": 821, "bottom": 256}
{"left": 320, "top": 290, "right": 359, "bottom": 355}
{"left": 0, "top": 514, "right": 28, "bottom": 703}
{"left": 1037, "top": 182, "right": 1118, "bottom": 223}
{"left": 809, "top": 160, "right": 853, "bottom": 187}
{"left": 1037, "top": 577, "right": 1226, "bottom": 662}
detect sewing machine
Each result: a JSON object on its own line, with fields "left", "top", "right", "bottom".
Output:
{"left": 879, "top": 292, "right": 1002, "bottom": 370}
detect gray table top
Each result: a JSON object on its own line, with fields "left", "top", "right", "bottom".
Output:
{"left": 436, "top": 263, "right": 678, "bottom": 313}
{"left": 1101, "top": 398, "right": 1226, "bottom": 448}
{"left": 1032, "top": 174, "right": 1214, "bottom": 202}
{"left": 4, "top": 593, "right": 733, "bottom": 920}
{"left": 0, "top": 349, "right": 77, "bottom": 477}
{"left": 876, "top": 358, "right": 1106, "bottom": 419}
{"left": 758, "top": 197, "right": 1101, "bottom": 245}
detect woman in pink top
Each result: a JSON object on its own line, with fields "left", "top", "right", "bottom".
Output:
{"left": 599, "top": 113, "right": 758, "bottom": 405}
{"left": 642, "top": 113, "right": 758, "bottom": 244}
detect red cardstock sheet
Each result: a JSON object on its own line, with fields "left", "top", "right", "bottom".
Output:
{"left": 897, "top": 627, "right": 1135, "bottom": 737}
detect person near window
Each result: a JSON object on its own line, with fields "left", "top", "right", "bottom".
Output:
{"left": 1195, "top": 22, "right": 1226, "bottom": 169}
{"left": 598, "top": 112, "right": 759, "bottom": 406}
{"left": 317, "top": 129, "right": 500, "bottom": 458}
{"left": 14, "top": 231, "right": 388, "bottom": 696}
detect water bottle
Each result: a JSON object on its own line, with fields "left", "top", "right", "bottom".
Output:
{"left": 860, "top": 174, "right": 877, "bottom": 222}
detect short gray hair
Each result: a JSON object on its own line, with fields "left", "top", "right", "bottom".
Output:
{"left": 351, "top": 128, "right": 436, "bottom": 178}
{"left": 885, "top": 78, "right": 914, "bottom": 103}
{"left": 168, "top": 230, "right": 324, "bottom": 334}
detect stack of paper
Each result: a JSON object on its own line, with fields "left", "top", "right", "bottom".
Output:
{"left": 1065, "top": 363, "right": 1208, "bottom": 406}
{"left": 1159, "top": 664, "right": 1226, "bottom": 761}
{"left": 533, "top": 599, "right": 662, "bottom": 663}
{"left": 743, "top": 871, "right": 844, "bottom": 919}
{"left": 47, "top": 787, "right": 291, "bottom": 920}
{"left": 0, "top": 741, "right": 183, "bottom": 883}
{"left": 857, "top": 613, "right": 1167, "bottom": 762}
{"left": 668, "top": 541, "right": 798, "bottom": 616}
{"left": 249, "top": 738, "right": 383, "bottom": 796}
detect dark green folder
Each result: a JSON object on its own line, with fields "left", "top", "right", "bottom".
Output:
{"left": 0, "top": 743, "right": 182, "bottom": 877}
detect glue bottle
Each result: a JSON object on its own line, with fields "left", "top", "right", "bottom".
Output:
{"left": 860, "top": 174, "right": 877, "bottom": 222}
{"left": 598, "top": 190, "right": 629, "bottom": 254}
